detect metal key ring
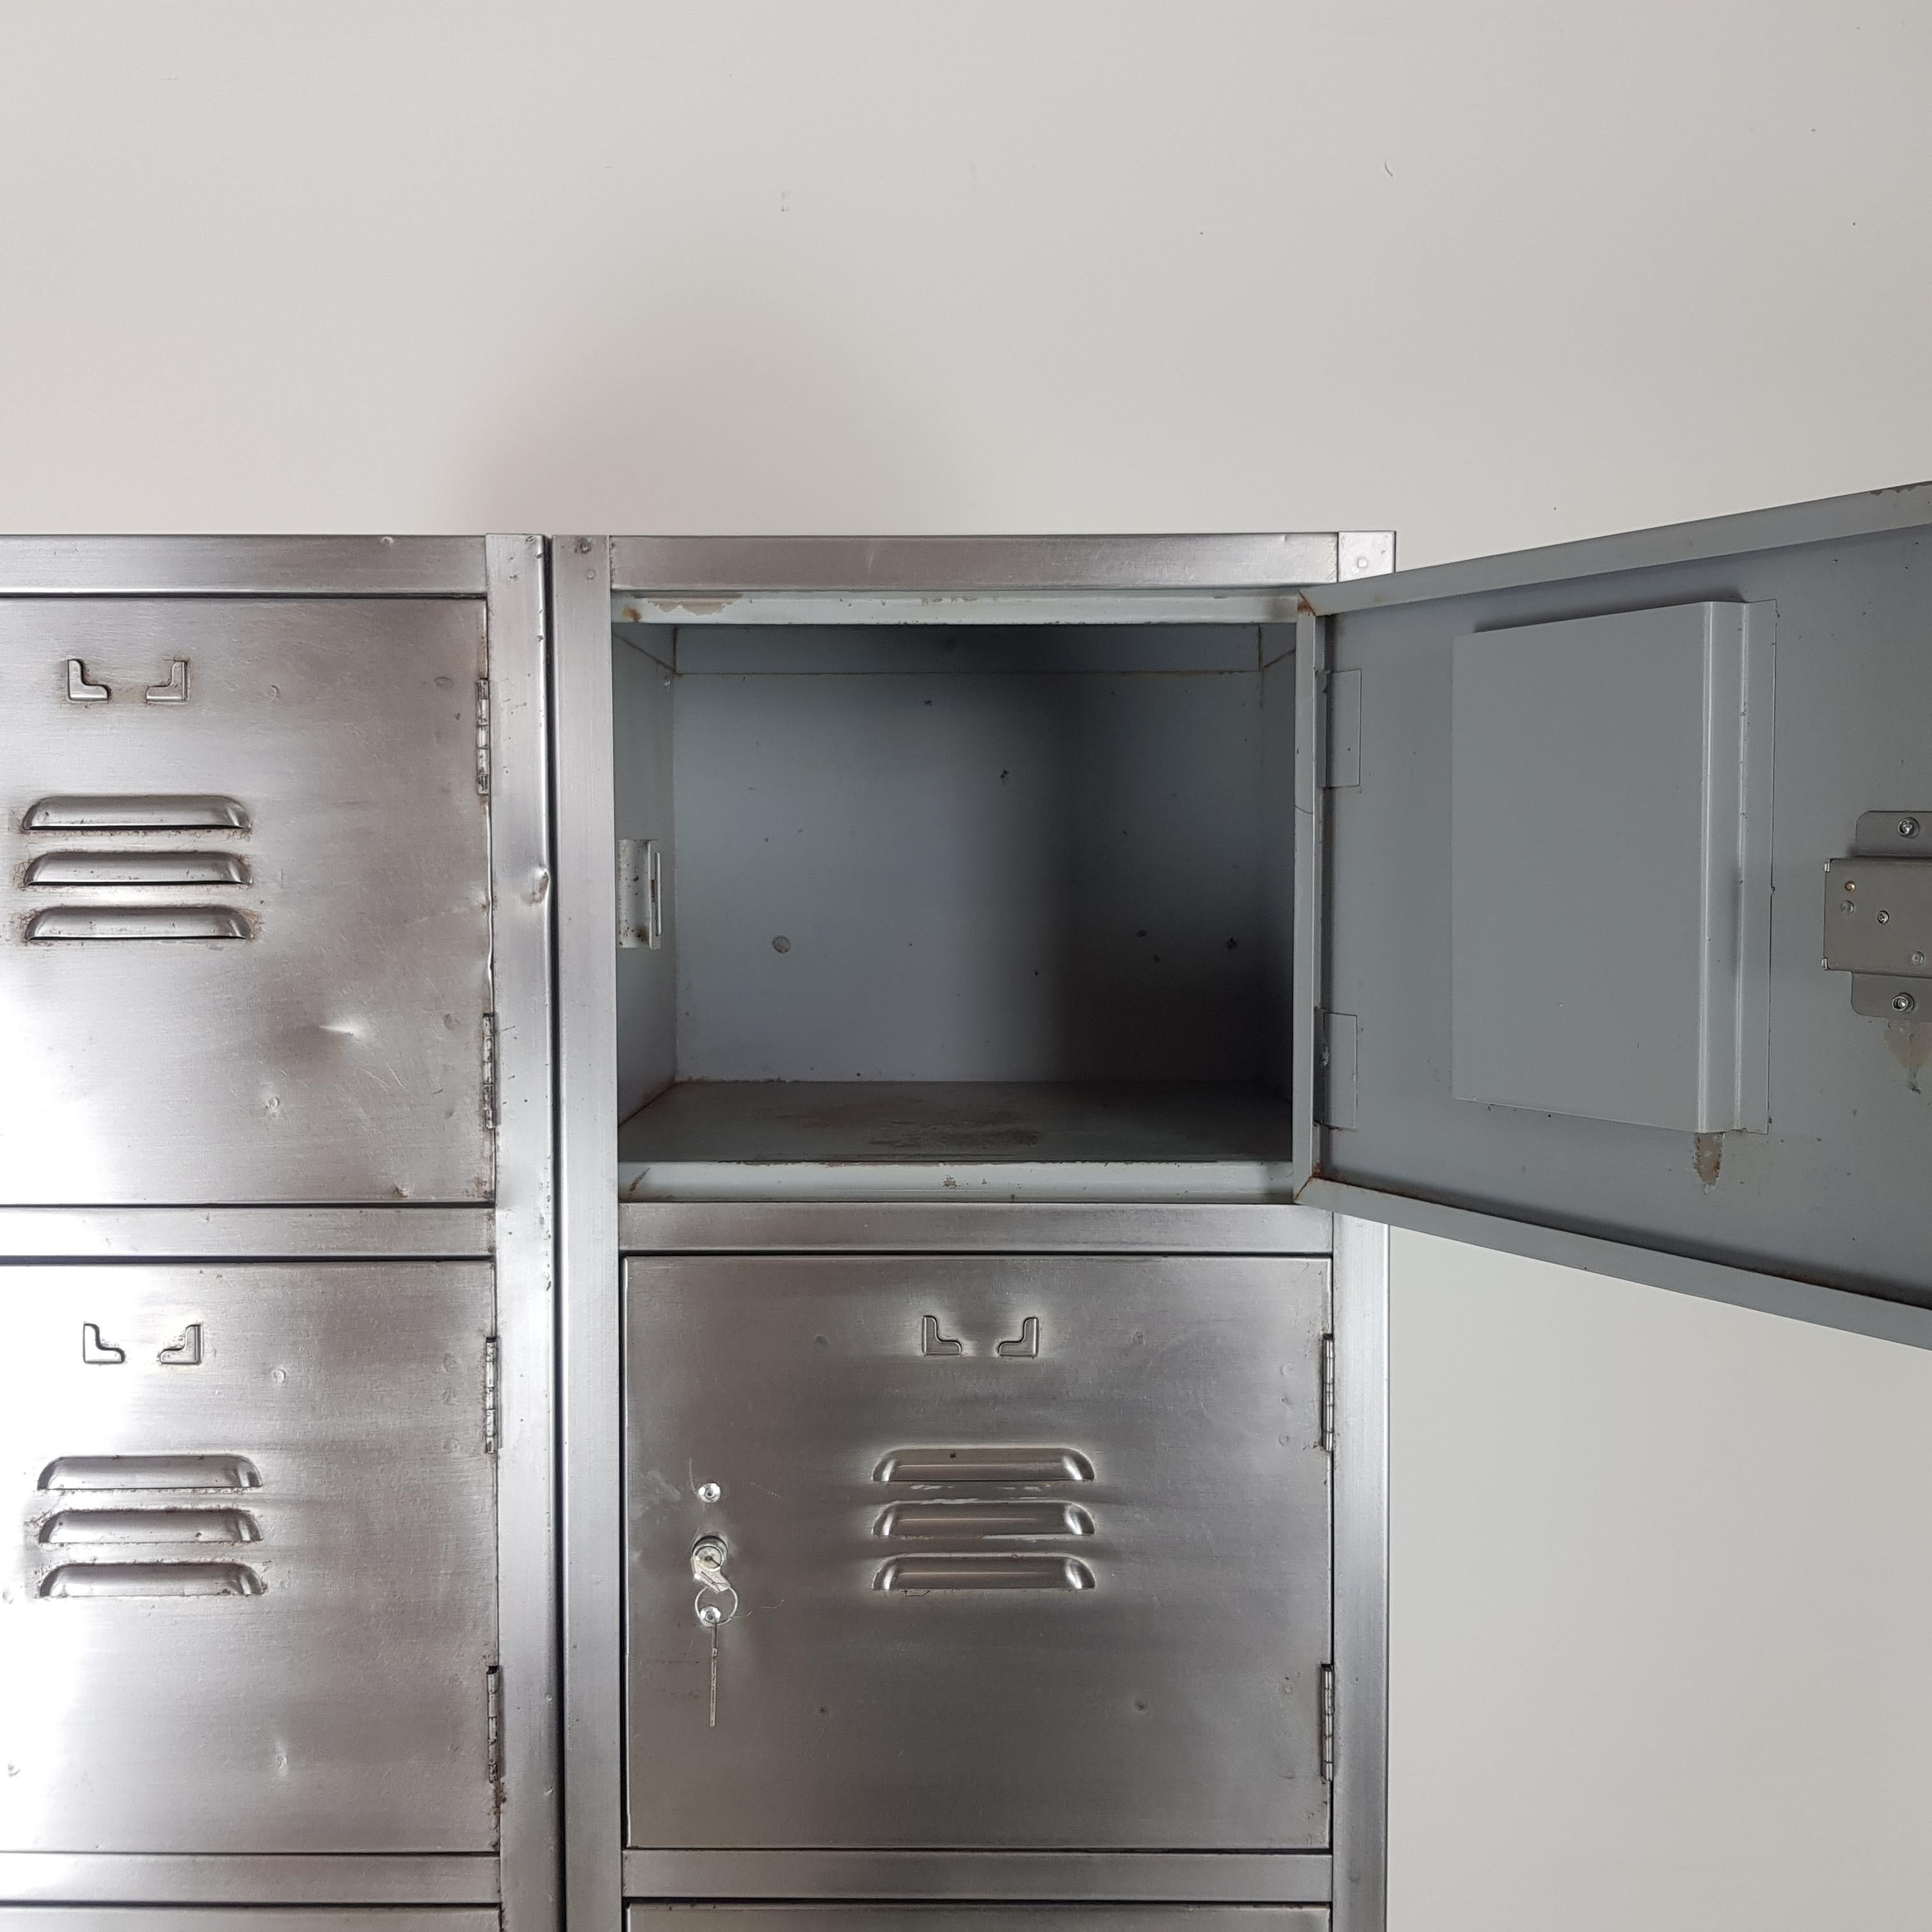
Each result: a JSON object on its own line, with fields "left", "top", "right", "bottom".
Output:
{"left": 694, "top": 1581, "right": 739, "bottom": 1627}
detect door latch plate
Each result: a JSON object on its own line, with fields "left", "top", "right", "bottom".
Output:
{"left": 1823, "top": 813, "right": 1930, "bottom": 1018}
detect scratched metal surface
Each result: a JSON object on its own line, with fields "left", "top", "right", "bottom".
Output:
{"left": 0, "top": 597, "right": 493, "bottom": 1204}
{"left": 623, "top": 1254, "right": 1331, "bottom": 1852}
{"left": 0, "top": 1263, "right": 498, "bottom": 1852}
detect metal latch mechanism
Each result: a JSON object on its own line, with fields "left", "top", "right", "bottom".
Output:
{"left": 1822, "top": 812, "right": 1931, "bottom": 1018}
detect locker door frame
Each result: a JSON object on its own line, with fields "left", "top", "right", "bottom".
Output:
{"left": 556, "top": 530, "right": 1397, "bottom": 1932}
{"left": 1291, "top": 481, "right": 1932, "bottom": 1354}
{"left": 0, "top": 537, "right": 558, "bottom": 1932}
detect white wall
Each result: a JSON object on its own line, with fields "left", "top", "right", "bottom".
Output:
{"left": 6, "top": 3, "right": 1932, "bottom": 1925}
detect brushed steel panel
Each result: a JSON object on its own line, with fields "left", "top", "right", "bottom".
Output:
{"left": 0, "top": 599, "right": 493, "bottom": 1204}
{"left": 625, "top": 1255, "right": 1331, "bottom": 1851}
{"left": 612, "top": 533, "right": 1344, "bottom": 595}
{"left": 621, "top": 1851, "right": 1331, "bottom": 1903}
{"left": 0, "top": 1915, "right": 498, "bottom": 1931}
{"left": 626, "top": 1911, "right": 1328, "bottom": 1931}
{"left": 617, "top": 1202, "right": 1331, "bottom": 1254}
{"left": 0, "top": 1264, "right": 498, "bottom": 1852}
{"left": 482, "top": 533, "right": 562, "bottom": 1932}
{"left": 0, "top": 1208, "right": 494, "bottom": 1259}
{"left": 0, "top": 1851, "right": 500, "bottom": 1905}
{"left": 0, "top": 535, "right": 487, "bottom": 597}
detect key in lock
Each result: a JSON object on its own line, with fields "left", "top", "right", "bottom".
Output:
{"left": 690, "top": 1535, "right": 738, "bottom": 1729}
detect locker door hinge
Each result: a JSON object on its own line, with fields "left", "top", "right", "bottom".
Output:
{"left": 485, "top": 1664, "right": 504, "bottom": 1798}
{"left": 1319, "top": 1663, "right": 1337, "bottom": 1782}
{"left": 475, "top": 678, "right": 492, "bottom": 795}
{"left": 1319, "top": 1334, "right": 1337, "bottom": 1453}
{"left": 481, "top": 1013, "right": 498, "bottom": 1127}
{"left": 482, "top": 1335, "right": 500, "bottom": 1453}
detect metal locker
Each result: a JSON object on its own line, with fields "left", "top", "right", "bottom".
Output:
{"left": 0, "top": 1262, "right": 500, "bottom": 1854}
{"left": 0, "top": 595, "right": 494, "bottom": 1205}
{"left": 624, "top": 1255, "right": 1333, "bottom": 1853}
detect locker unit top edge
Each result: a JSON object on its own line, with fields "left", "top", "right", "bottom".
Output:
{"left": 606, "top": 530, "right": 1392, "bottom": 600}
{"left": 0, "top": 535, "right": 510, "bottom": 596}
{"left": 1302, "top": 477, "right": 1932, "bottom": 616}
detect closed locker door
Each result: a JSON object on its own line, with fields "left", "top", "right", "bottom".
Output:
{"left": 624, "top": 1255, "right": 1332, "bottom": 1852}
{"left": 0, "top": 1263, "right": 499, "bottom": 1853}
{"left": 0, "top": 599, "right": 493, "bottom": 1204}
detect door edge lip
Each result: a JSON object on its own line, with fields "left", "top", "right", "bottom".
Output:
{"left": 1302, "top": 480, "right": 1932, "bottom": 618}
{"left": 1305, "top": 1177, "right": 1932, "bottom": 1350}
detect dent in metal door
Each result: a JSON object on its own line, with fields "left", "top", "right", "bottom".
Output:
{"left": 0, "top": 1264, "right": 499, "bottom": 1852}
{"left": 624, "top": 1256, "right": 1331, "bottom": 1851}
{"left": 0, "top": 600, "right": 493, "bottom": 1204}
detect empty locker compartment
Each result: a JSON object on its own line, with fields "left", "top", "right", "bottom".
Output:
{"left": 624, "top": 1255, "right": 1331, "bottom": 1851}
{"left": 0, "top": 596, "right": 493, "bottom": 1204}
{"left": 609, "top": 598, "right": 1308, "bottom": 1198}
{"left": 0, "top": 1264, "right": 499, "bottom": 1854}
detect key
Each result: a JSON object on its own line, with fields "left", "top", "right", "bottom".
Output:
{"left": 691, "top": 1537, "right": 737, "bottom": 1731}
{"left": 699, "top": 1601, "right": 722, "bottom": 1727}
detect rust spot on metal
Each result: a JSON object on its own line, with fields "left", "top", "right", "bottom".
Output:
{"left": 1692, "top": 1132, "right": 1723, "bottom": 1188}
{"left": 646, "top": 595, "right": 739, "bottom": 618}
{"left": 1883, "top": 1018, "right": 1930, "bottom": 1093}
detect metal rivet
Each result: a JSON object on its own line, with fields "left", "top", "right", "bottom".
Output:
{"left": 1878, "top": 910, "right": 1891, "bottom": 924}
{"left": 1913, "top": 951, "right": 1926, "bottom": 967}
{"left": 1894, "top": 992, "right": 1917, "bottom": 1014}
{"left": 574, "top": 537, "right": 592, "bottom": 554}
{"left": 1845, "top": 880, "right": 1858, "bottom": 893}
{"left": 697, "top": 1602, "right": 723, "bottom": 1626}
{"left": 697, "top": 1482, "right": 722, "bottom": 1503}
{"left": 1354, "top": 555, "right": 1370, "bottom": 572}
{"left": 1900, "top": 818, "right": 1920, "bottom": 838}
{"left": 772, "top": 935, "right": 792, "bottom": 953}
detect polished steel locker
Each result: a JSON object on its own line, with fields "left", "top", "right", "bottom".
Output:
{"left": 0, "top": 1262, "right": 498, "bottom": 1853}
{"left": 0, "top": 595, "right": 493, "bottom": 1205}
{"left": 624, "top": 1255, "right": 1332, "bottom": 1853}
{"left": 0, "top": 536, "right": 556, "bottom": 1932}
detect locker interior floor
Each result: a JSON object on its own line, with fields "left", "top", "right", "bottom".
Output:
{"left": 617, "top": 1080, "right": 1296, "bottom": 1173}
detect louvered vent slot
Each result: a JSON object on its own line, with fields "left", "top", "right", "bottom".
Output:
{"left": 41, "top": 1561, "right": 264, "bottom": 1598}
{"left": 24, "top": 795, "right": 250, "bottom": 831}
{"left": 26, "top": 852, "right": 249, "bottom": 885}
{"left": 32, "top": 1454, "right": 268, "bottom": 1600}
{"left": 20, "top": 796, "right": 255, "bottom": 941}
{"left": 873, "top": 1446, "right": 1100, "bottom": 1593}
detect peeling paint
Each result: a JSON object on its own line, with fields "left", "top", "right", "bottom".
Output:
{"left": 1883, "top": 1017, "right": 1930, "bottom": 1092}
{"left": 646, "top": 595, "right": 739, "bottom": 617}
{"left": 1692, "top": 1131, "right": 1723, "bottom": 1188}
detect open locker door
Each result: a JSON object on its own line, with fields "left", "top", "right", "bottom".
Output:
{"left": 1296, "top": 481, "right": 1932, "bottom": 1340}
